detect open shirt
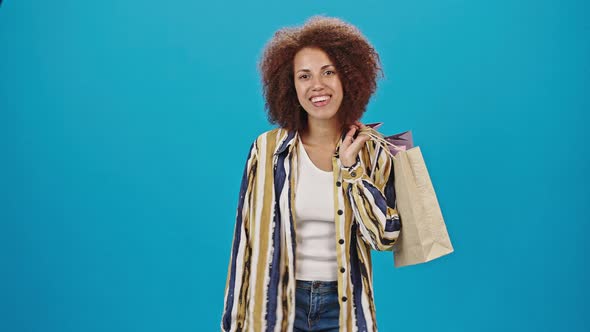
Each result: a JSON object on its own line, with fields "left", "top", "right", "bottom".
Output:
{"left": 221, "top": 127, "right": 402, "bottom": 332}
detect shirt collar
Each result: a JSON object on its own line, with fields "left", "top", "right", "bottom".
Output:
{"left": 273, "top": 130, "right": 298, "bottom": 156}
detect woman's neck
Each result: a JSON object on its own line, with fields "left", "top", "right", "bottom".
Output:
{"left": 300, "top": 117, "right": 342, "bottom": 148}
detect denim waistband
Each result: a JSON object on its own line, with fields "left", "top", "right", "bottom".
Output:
{"left": 296, "top": 279, "right": 338, "bottom": 293}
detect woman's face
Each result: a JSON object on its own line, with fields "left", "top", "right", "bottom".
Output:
{"left": 293, "top": 47, "right": 344, "bottom": 123}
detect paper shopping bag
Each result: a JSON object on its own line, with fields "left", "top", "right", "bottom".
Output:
{"left": 363, "top": 124, "right": 454, "bottom": 267}
{"left": 391, "top": 145, "right": 454, "bottom": 267}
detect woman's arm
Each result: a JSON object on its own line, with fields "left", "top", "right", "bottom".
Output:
{"left": 341, "top": 139, "right": 402, "bottom": 251}
{"left": 221, "top": 140, "right": 257, "bottom": 332}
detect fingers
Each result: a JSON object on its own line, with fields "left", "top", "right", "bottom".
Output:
{"left": 340, "top": 126, "right": 357, "bottom": 151}
{"left": 341, "top": 124, "right": 370, "bottom": 155}
{"left": 354, "top": 120, "right": 366, "bottom": 130}
{"left": 342, "top": 122, "right": 369, "bottom": 144}
{"left": 349, "top": 131, "right": 371, "bottom": 152}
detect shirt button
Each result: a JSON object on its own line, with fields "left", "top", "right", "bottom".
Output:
{"left": 337, "top": 209, "right": 343, "bottom": 215}
{"left": 341, "top": 296, "right": 348, "bottom": 302}
{"left": 351, "top": 171, "right": 357, "bottom": 177}
{"left": 340, "top": 267, "right": 345, "bottom": 273}
{"left": 336, "top": 181, "right": 341, "bottom": 187}
{"left": 339, "top": 239, "right": 344, "bottom": 244}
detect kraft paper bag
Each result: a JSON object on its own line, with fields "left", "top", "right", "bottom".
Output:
{"left": 390, "top": 146, "right": 454, "bottom": 267}
{"left": 363, "top": 124, "right": 454, "bottom": 267}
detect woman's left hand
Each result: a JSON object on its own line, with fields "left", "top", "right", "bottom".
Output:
{"left": 339, "top": 121, "right": 372, "bottom": 168}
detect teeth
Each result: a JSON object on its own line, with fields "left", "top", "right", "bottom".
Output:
{"left": 311, "top": 95, "right": 330, "bottom": 103}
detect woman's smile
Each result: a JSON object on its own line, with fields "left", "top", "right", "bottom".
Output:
{"left": 310, "top": 95, "right": 332, "bottom": 107}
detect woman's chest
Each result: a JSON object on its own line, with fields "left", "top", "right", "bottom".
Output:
{"left": 302, "top": 144, "right": 335, "bottom": 172}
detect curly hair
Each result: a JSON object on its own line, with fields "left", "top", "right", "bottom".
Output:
{"left": 258, "top": 15, "right": 384, "bottom": 133}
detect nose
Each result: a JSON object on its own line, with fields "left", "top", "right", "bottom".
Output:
{"left": 310, "top": 75, "right": 326, "bottom": 91}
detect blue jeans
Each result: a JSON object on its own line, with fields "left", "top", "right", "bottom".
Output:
{"left": 294, "top": 279, "right": 340, "bottom": 331}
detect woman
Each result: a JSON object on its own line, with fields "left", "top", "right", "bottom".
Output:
{"left": 221, "top": 16, "right": 402, "bottom": 332}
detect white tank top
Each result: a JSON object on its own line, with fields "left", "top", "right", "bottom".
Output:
{"left": 294, "top": 138, "right": 338, "bottom": 281}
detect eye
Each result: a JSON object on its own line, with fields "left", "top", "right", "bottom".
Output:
{"left": 298, "top": 74, "right": 309, "bottom": 80}
{"left": 325, "top": 70, "right": 336, "bottom": 75}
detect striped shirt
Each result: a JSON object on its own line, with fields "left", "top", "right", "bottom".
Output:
{"left": 221, "top": 127, "right": 402, "bottom": 332}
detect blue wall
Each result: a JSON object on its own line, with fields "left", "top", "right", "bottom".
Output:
{"left": 1, "top": 0, "right": 588, "bottom": 331}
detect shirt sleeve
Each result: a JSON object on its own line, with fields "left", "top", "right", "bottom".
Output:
{"left": 221, "top": 140, "right": 257, "bottom": 331}
{"left": 340, "top": 139, "right": 402, "bottom": 251}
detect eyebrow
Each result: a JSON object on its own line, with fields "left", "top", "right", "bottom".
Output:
{"left": 295, "top": 64, "right": 335, "bottom": 74}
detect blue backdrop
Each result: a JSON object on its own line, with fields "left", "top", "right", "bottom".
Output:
{"left": 1, "top": 1, "right": 588, "bottom": 331}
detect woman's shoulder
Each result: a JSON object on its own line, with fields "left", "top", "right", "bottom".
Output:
{"left": 249, "top": 127, "right": 292, "bottom": 148}
{"left": 245, "top": 127, "right": 292, "bottom": 155}
{"left": 362, "top": 126, "right": 395, "bottom": 162}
